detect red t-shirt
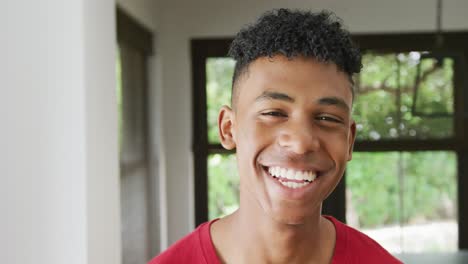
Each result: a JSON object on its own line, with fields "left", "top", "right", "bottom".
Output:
{"left": 149, "top": 216, "right": 402, "bottom": 264}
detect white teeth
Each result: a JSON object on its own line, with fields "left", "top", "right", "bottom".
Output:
{"left": 278, "top": 180, "right": 309, "bottom": 189}
{"left": 267, "top": 166, "right": 318, "bottom": 189}
{"left": 294, "top": 171, "right": 303, "bottom": 181}
{"left": 275, "top": 167, "right": 280, "bottom": 176}
{"left": 267, "top": 166, "right": 317, "bottom": 181}
{"left": 275, "top": 167, "right": 281, "bottom": 177}
{"left": 280, "top": 168, "right": 287, "bottom": 177}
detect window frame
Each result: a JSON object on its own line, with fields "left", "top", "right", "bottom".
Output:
{"left": 191, "top": 32, "right": 468, "bottom": 249}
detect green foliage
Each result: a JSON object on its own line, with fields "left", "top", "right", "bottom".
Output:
{"left": 346, "top": 152, "right": 456, "bottom": 228}
{"left": 205, "top": 53, "right": 458, "bottom": 228}
{"left": 206, "top": 58, "right": 235, "bottom": 143}
{"left": 354, "top": 52, "right": 453, "bottom": 140}
{"left": 208, "top": 154, "right": 239, "bottom": 219}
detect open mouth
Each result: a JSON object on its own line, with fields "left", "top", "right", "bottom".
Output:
{"left": 264, "top": 166, "right": 318, "bottom": 189}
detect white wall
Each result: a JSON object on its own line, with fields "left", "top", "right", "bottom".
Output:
{"left": 118, "top": 0, "right": 468, "bottom": 252}
{"left": 1, "top": 0, "right": 120, "bottom": 263}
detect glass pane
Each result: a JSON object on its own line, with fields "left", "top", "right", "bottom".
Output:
{"left": 346, "top": 151, "right": 458, "bottom": 253}
{"left": 413, "top": 57, "right": 454, "bottom": 116}
{"left": 206, "top": 58, "right": 236, "bottom": 144}
{"left": 354, "top": 52, "right": 454, "bottom": 140}
{"left": 208, "top": 154, "right": 239, "bottom": 220}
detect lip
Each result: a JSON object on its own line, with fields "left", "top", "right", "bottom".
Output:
{"left": 261, "top": 165, "right": 321, "bottom": 200}
{"left": 261, "top": 163, "right": 322, "bottom": 174}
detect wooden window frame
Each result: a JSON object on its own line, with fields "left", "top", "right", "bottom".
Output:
{"left": 191, "top": 32, "right": 468, "bottom": 249}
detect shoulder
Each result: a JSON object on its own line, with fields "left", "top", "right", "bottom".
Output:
{"left": 325, "top": 216, "right": 403, "bottom": 264}
{"left": 148, "top": 221, "right": 215, "bottom": 264}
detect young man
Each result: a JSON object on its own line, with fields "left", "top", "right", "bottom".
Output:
{"left": 150, "top": 9, "right": 402, "bottom": 264}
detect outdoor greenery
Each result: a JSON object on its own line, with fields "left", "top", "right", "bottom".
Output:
{"left": 205, "top": 53, "right": 457, "bottom": 229}
{"left": 208, "top": 154, "right": 239, "bottom": 220}
{"left": 347, "top": 151, "right": 456, "bottom": 228}
{"left": 354, "top": 52, "right": 453, "bottom": 140}
{"left": 206, "top": 58, "right": 235, "bottom": 143}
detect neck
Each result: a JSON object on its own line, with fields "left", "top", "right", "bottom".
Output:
{"left": 219, "top": 195, "right": 335, "bottom": 264}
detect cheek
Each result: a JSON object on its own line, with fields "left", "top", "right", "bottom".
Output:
{"left": 237, "top": 119, "right": 273, "bottom": 149}
{"left": 235, "top": 119, "right": 274, "bottom": 174}
{"left": 320, "top": 130, "right": 351, "bottom": 162}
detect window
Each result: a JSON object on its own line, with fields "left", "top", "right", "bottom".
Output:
{"left": 345, "top": 50, "right": 458, "bottom": 253}
{"left": 191, "top": 33, "right": 468, "bottom": 252}
{"left": 347, "top": 151, "right": 457, "bottom": 253}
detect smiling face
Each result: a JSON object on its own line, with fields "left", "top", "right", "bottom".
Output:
{"left": 218, "top": 55, "right": 356, "bottom": 225}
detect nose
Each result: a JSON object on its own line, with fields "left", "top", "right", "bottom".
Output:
{"left": 277, "top": 121, "right": 320, "bottom": 154}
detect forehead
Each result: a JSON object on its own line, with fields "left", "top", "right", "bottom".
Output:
{"left": 236, "top": 55, "right": 352, "bottom": 107}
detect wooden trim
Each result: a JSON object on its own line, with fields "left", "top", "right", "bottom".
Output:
{"left": 208, "top": 139, "right": 457, "bottom": 154}
{"left": 323, "top": 173, "right": 347, "bottom": 222}
{"left": 353, "top": 31, "right": 468, "bottom": 52}
{"left": 191, "top": 38, "right": 232, "bottom": 57}
{"left": 192, "top": 40, "right": 209, "bottom": 226}
{"left": 190, "top": 32, "right": 468, "bottom": 55}
{"left": 459, "top": 153, "right": 468, "bottom": 249}
{"left": 456, "top": 53, "right": 468, "bottom": 249}
{"left": 116, "top": 7, "right": 153, "bottom": 55}
{"left": 191, "top": 38, "right": 234, "bottom": 225}
{"left": 208, "top": 146, "right": 235, "bottom": 155}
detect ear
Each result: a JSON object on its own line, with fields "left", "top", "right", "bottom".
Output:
{"left": 218, "top": 105, "right": 236, "bottom": 150}
{"left": 347, "top": 120, "right": 357, "bottom": 161}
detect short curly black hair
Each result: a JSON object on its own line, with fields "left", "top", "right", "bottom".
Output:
{"left": 228, "top": 8, "right": 362, "bottom": 107}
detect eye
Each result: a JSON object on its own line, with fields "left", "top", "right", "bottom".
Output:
{"left": 316, "top": 115, "right": 342, "bottom": 123}
{"left": 261, "top": 111, "right": 287, "bottom": 118}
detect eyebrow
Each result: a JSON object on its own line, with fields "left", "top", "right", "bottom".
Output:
{"left": 255, "top": 91, "right": 295, "bottom": 103}
{"left": 255, "top": 91, "right": 350, "bottom": 112}
{"left": 317, "top": 96, "right": 350, "bottom": 112}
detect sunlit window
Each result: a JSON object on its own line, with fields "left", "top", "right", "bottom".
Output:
{"left": 346, "top": 152, "right": 457, "bottom": 253}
